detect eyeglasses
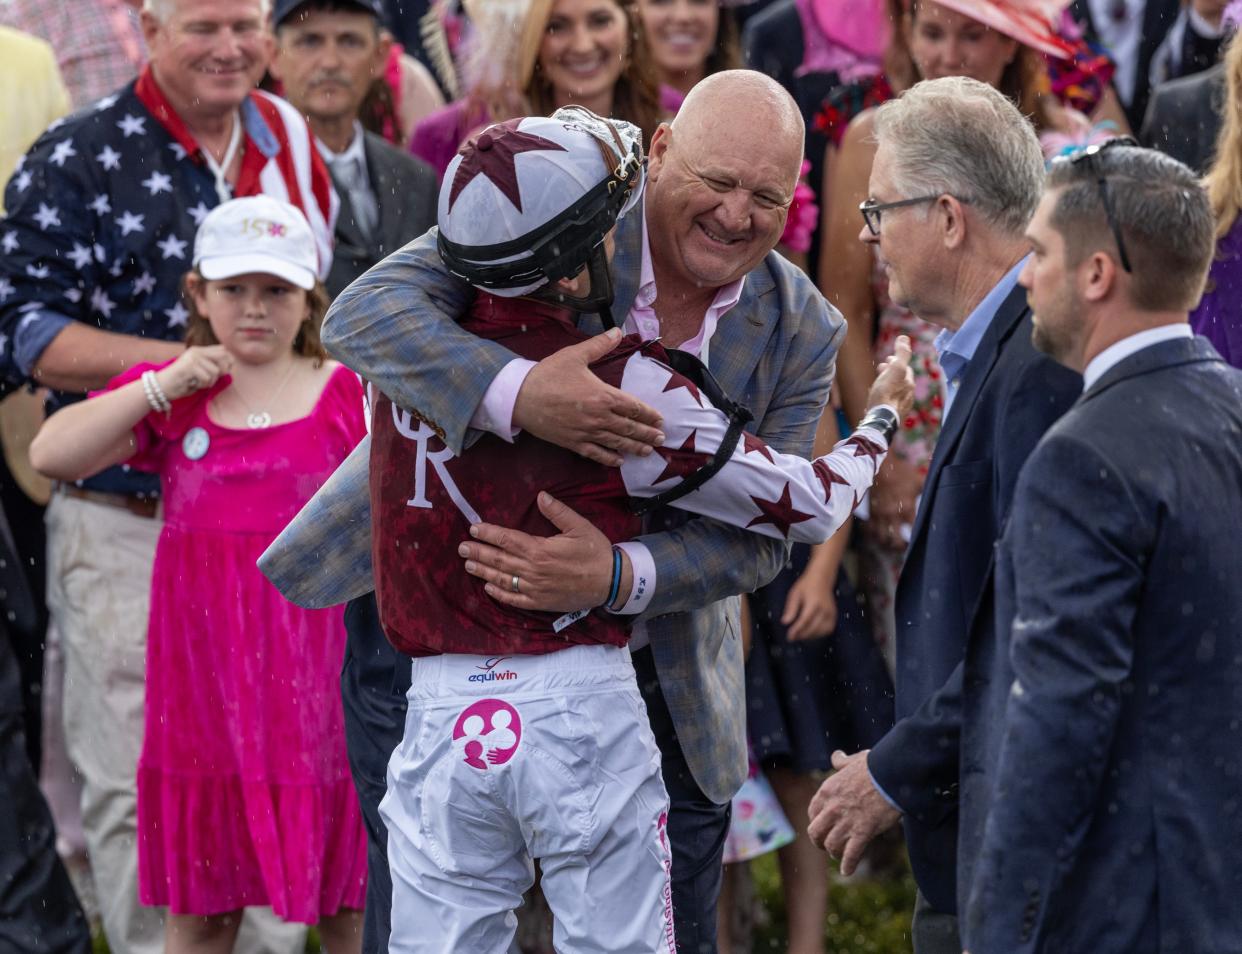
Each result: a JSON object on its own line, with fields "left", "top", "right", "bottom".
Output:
{"left": 1065, "top": 136, "right": 1138, "bottom": 273}
{"left": 858, "top": 194, "right": 969, "bottom": 236}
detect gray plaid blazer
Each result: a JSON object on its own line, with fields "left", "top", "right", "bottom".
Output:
{"left": 260, "top": 211, "right": 844, "bottom": 803}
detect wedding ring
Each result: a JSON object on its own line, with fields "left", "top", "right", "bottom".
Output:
{"left": 510, "top": 575, "right": 521, "bottom": 594}
{"left": 186, "top": 375, "right": 200, "bottom": 390}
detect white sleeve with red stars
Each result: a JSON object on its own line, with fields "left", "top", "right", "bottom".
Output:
{"left": 618, "top": 353, "right": 887, "bottom": 542}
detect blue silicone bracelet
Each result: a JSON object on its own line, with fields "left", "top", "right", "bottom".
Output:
{"left": 606, "top": 547, "right": 623, "bottom": 608}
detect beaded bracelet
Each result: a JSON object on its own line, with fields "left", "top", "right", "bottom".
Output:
{"left": 141, "top": 370, "right": 171, "bottom": 414}
{"left": 605, "top": 546, "right": 623, "bottom": 609}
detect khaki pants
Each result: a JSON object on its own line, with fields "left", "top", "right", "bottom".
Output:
{"left": 46, "top": 493, "right": 306, "bottom": 954}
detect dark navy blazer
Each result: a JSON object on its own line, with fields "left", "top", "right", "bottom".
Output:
{"left": 867, "top": 283, "right": 1080, "bottom": 913}
{"left": 964, "top": 337, "right": 1242, "bottom": 954}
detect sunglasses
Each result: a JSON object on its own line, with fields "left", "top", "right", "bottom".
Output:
{"left": 1063, "top": 136, "right": 1139, "bottom": 273}
{"left": 858, "top": 193, "right": 970, "bottom": 236}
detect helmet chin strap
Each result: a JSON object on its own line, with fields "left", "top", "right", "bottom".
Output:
{"left": 529, "top": 244, "right": 620, "bottom": 331}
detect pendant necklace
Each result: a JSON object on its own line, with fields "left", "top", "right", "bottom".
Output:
{"left": 230, "top": 361, "right": 299, "bottom": 429}
{"left": 202, "top": 112, "right": 243, "bottom": 205}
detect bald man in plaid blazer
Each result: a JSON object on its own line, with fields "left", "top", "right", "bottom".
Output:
{"left": 263, "top": 74, "right": 844, "bottom": 954}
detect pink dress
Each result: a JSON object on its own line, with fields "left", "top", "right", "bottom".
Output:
{"left": 112, "top": 362, "right": 368, "bottom": 922}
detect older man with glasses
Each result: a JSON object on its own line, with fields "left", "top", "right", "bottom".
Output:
{"left": 806, "top": 75, "right": 1083, "bottom": 954}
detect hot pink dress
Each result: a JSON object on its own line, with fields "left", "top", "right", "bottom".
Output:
{"left": 110, "top": 361, "right": 368, "bottom": 922}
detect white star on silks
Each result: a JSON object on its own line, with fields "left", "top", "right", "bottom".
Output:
{"left": 46, "top": 117, "right": 66, "bottom": 134}
{"left": 141, "top": 172, "right": 173, "bottom": 196}
{"left": 93, "top": 244, "right": 106, "bottom": 263}
{"left": 1, "top": 232, "right": 18, "bottom": 255}
{"left": 89, "top": 194, "right": 112, "bottom": 217}
{"left": 91, "top": 287, "right": 116, "bottom": 318}
{"left": 68, "top": 243, "right": 94, "bottom": 270}
{"left": 33, "top": 203, "right": 61, "bottom": 231}
{"left": 169, "top": 143, "right": 188, "bottom": 162}
{"left": 94, "top": 93, "right": 120, "bottom": 112}
{"left": 64, "top": 287, "right": 83, "bottom": 303}
{"left": 116, "top": 113, "right": 146, "bottom": 138}
{"left": 25, "top": 264, "right": 50, "bottom": 279}
{"left": 0, "top": 334, "right": 8, "bottom": 355}
{"left": 164, "top": 301, "right": 189, "bottom": 327}
{"left": 187, "top": 201, "right": 211, "bottom": 226}
{"left": 96, "top": 146, "right": 122, "bottom": 171}
{"left": 0, "top": 279, "right": 13, "bottom": 302}
{"left": 157, "top": 233, "right": 188, "bottom": 260}
{"left": 13, "top": 170, "right": 32, "bottom": 192}
{"left": 132, "top": 272, "right": 157, "bottom": 296}
{"left": 117, "top": 210, "right": 146, "bottom": 236}
{"left": 49, "top": 139, "right": 78, "bottom": 167}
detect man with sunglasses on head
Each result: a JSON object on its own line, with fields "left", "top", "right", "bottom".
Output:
{"left": 963, "top": 143, "right": 1242, "bottom": 954}
{"left": 806, "top": 76, "right": 1081, "bottom": 954}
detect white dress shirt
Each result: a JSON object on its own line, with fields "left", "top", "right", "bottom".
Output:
{"left": 316, "top": 120, "right": 378, "bottom": 241}
{"left": 1087, "top": 0, "right": 1147, "bottom": 105}
{"left": 1082, "top": 323, "right": 1193, "bottom": 390}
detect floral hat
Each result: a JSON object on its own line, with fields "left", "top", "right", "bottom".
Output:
{"left": 921, "top": 0, "right": 1078, "bottom": 60}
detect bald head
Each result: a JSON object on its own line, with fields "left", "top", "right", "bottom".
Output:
{"left": 673, "top": 70, "right": 804, "bottom": 179}
{"left": 642, "top": 70, "right": 807, "bottom": 298}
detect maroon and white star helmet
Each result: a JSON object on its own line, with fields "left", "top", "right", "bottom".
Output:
{"left": 436, "top": 106, "right": 645, "bottom": 301}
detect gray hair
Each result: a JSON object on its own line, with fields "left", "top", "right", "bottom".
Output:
{"left": 1047, "top": 146, "right": 1214, "bottom": 311}
{"left": 873, "top": 76, "right": 1045, "bottom": 237}
{"left": 143, "top": 0, "right": 272, "bottom": 21}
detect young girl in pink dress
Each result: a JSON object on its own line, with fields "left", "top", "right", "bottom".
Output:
{"left": 30, "top": 196, "right": 367, "bottom": 954}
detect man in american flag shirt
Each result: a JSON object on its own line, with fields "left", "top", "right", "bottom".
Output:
{"left": 0, "top": 2, "right": 334, "bottom": 952}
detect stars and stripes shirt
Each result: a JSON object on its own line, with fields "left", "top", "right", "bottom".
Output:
{"left": 370, "top": 295, "right": 887, "bottom": 658}
{"left": 0, "top": 66, "right": 337, "bottom": 495}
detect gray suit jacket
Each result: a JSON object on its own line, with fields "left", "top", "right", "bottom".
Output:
{"left": 261, "top": 212, "right": 844, "bottom": 803}
{"left": 326, "top": 131, "right": 438, "bottom": 299}
{"left": 1140, "top": 62, "right": 1225, "bottom": 176}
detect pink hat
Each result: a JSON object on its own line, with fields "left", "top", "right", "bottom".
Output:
{"left": 809, "top": 0, "right": 891, "bottom": 60}
{"left": 918, "top": 0, "right": 1078, "bottom": 60}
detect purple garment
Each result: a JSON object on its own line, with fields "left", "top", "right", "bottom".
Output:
{"left": 659, "top": 83, "right": 686, "bottom": 116}
{"left": 409, "top": 97, "right": 492, "bottom": 181}
{"left": 1190, "top": 217, "right": 1242, "bottom": 368}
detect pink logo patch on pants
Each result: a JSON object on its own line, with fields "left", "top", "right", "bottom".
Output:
{"left": 452, "top": 698, "right": 522, "bottom": 770}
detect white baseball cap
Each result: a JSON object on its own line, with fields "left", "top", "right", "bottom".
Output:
{"left": 193, "top": 195, "right": 318, "bottom": 290}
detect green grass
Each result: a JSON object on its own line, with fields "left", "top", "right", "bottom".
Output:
{"left": 751, "top": 853, "right": 918, "bottom": 954}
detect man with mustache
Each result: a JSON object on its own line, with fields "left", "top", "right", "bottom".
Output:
{"left": 0, "top": 1, "right": 334, "bottom": 951}
{"left": 270, "top": 0, "right": 438, "bottom": 298}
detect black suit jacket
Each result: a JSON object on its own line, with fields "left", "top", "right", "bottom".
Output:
{"left": 1071, "top": 0, "right": 1181, "bottom": 131}
{"left": 326, "top": 131, "right": 438, "bottom": 300}
{"left": 964, "top": 337, "right": 1242, "bottom": 954}
{"left": 1141, "top": 62, "right": 1225, "bottom": 175}
{"left": 866, "top": 283, "right": 1081, "bottom": 914}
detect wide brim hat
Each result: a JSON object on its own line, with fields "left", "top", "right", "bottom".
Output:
{"left": 922, "top": 0, "right": 1077, "bottom": 60}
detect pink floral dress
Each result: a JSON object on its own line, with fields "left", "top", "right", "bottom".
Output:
{"left": 107, "top": 362, "right": 368, "bottom": 922}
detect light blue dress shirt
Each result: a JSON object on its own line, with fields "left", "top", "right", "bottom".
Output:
{"left": 934, "top": 256, "right": 1029, "bottom": 426}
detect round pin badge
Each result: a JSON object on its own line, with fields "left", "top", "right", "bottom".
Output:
{"left": 182, "top": 426, "right": 210, "bottom": 461}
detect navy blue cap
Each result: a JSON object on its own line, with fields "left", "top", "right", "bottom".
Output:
{"left": 273, "top": 0, "right": 385, "bottom": 26}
